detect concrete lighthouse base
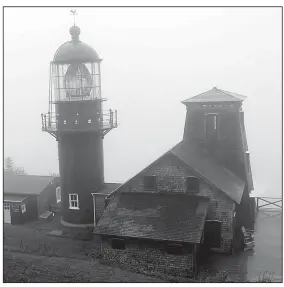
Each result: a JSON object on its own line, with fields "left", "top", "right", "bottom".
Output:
{"left": 60, "top": 217, "right": 94, "bottom": 229}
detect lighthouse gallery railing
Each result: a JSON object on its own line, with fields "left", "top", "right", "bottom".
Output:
{"left": 41, "top": 109, "right": 117, "bottom": 132}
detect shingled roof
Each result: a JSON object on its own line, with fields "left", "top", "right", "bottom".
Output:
{"left": 4, "top": 174, "right": 55, "bottom": 195}
{"left": 94, "top": 192, "right": 209, "bottom": 244}
{"left": 107, "top": 140, "right": 245, "bottom": 204}
{"left": 95, "top": 183, "right": 122, "bottom": 195}
{"left": 182, "top": 87, "right": 246, "bottom": 104}
{"left": 170, "top": 142, "right": 245, "bottom": 204}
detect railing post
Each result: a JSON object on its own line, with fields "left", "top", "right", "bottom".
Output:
{"left": 44, "top": 114, "right": 47, "bottom": 129}
{"left": 41, "top": 113, "right": 44, "bottom": 130}
{"left": 56, "top": 113, "right": 59, "bottom": 130}
{"left": 256, "top": 197, "right": 259, "bottom": 211}
{"left": 48, "top": 112, "right": 51, "bottom": 128}
{"left": 109, "top": 109, "right": 113, "bottom": 126}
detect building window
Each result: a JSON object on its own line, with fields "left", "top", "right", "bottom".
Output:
{"left": 63, "top": 120, "right": 67, "bottom": 124}
{"left": 69, "top": 194, "right": 79, "bottom": 210}
{"left": 56, "top": 187, "right": 61, "bottom": 203}
{"left": 144, "top": 175, "right": 157, "bottom": 191}
{"left": 21, "top": 204, "right": 26, "bottom": 213}
{"left": 111, "top": 238, "right": 125, "bottom": 250}
{"left": 166, "top": 244, "right": 183, "bottom": 255}
{"left": 88, "top": 119, "right": 92, "bottom": 124}
{"left": 185, "top": 176, "right": 199, "bottom": 193}
{"left": 12, "top": 204, "right": 19, "bottom": 212}
{"left": 75, "top": 120, "right": 79, "bottom": 125}
{"left": 4, "top": 203, "right": 10, "bottom": 210}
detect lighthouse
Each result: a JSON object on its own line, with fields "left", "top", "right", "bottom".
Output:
{"left": 41, "top": 24, "right": 117, "bottom": 227}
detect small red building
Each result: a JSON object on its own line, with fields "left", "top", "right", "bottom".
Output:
{"left": 4, "top": 174, "right": 60, "bottom": 225}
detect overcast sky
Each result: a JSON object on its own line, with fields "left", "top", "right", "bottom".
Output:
{"left": 4, "top": 7, "right": 282, "bottom": 197}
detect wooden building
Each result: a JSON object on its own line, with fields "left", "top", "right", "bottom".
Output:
{"left": 94, "top": 192, "right": 210, "bottom": 278}
{"left": 98, "top": 87, "right": 254, "bottom": 257}
{"left": 4, "top": 174, "right": 60, "bottom": 224}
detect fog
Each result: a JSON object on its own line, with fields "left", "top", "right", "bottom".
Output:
{"left": 4, "top": 7, "right": 282, "bottom": 197}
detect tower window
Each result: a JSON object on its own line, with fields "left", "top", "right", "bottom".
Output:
{"left": 205, "top": 113, "right": 218, "bottom": 140}
{"left": 69, "top": 194, "right": 79, "bottom": 210}
{"left": 144, "top": 175, "right": 157, "bottom": 191}
{"left": 56, "top": 187, "right": 61, "bottom": 203}
{"left": 63, "top": 120, "right": 67, "bottom": 125}
{"left": 75, "top": 120, "right": 79, "bottom": 125}
{"left": 88, "top": 119, "right": 92, "bottom": 124}
{"left": 213, "top": 115, "right": 217, "bottom": 130}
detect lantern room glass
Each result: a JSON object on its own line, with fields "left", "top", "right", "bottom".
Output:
{"left": 50, "top": 61, "right": 101, "bottom": 102}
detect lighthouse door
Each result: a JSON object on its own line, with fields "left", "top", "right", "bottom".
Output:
{"left": 4, "top": 203, "right": 11, "bottom": 224}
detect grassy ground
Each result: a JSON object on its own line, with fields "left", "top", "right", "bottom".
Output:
{"left": 3, "top": 218, "right": 278, "bottom": 283}
{"left": 4, "top": 251, "right": 164, "bottom": 283}
{"left": 4, "top": 223, "right": 164, "bottom": 283}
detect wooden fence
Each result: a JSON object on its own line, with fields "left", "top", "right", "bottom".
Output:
{"left": 255, "top": 197, "right": 282, "bottom": 210}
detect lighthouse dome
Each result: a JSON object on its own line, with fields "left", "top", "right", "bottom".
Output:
{"left": 53, "top": 25, "right": 101, "bottom": 64}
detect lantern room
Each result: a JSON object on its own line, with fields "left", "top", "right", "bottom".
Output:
{"left": 42, "top": 25, "right": 117, "bottom": 138}
{"left": 51, "top": 25, "right": 102, "bottom": 102}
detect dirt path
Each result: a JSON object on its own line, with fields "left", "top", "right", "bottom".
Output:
{"left": 4, "top": 251, "right": 164, "bottom": 283}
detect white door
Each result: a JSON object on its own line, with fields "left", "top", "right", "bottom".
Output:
{"left": 4, "top": 203, "right": 11, "bottom": 224}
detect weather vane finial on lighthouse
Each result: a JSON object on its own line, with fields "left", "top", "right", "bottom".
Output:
{"left": 70, "top": 9, "right": 77, "bottom": 26}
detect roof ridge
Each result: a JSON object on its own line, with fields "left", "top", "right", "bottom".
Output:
{"left": 218, "top": 88, "right": 246, "bottom": 100}
{"left": 182, "top": 87, "right": 246, "bottom": 103}
{"left": 217, "top": 88, "right": 240, "bottom": 101}
{"left": 182, "top": 88, "right": 213, "bottom": 102}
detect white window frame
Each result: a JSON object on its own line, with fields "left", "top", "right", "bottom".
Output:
{"left": 69, "top": 194, "right": 79, "bottom": 210}
{"left": 56, "top": 186, "right": 61, "bottom": 203}
{"left": 21, "top": 204, "right": 26, "bottom": 213}
{"left": 213, "top": 115, "right": 217, "bottom": 130}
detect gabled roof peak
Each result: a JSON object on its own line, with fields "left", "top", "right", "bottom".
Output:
{"left": 182, "top": 87, "right": 246, "bottom": 104}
